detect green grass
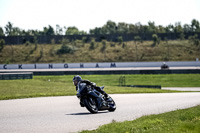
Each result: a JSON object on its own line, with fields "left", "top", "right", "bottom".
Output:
{"left": 0, "top": 74, "right": 200, "bottom": 100}
{"left": 0, "top": 40, "right": 199, "bottom": 64}
{"left": 81, "top": 105, "right": 200, "bottom": 133}
{"left": 82, "top": 74, "right": 200, "bottom": 87}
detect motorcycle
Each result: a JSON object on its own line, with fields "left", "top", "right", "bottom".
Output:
{"left": 76, "top": 85, "right": 116, "bottom": 114}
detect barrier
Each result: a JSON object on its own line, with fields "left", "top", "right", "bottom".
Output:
{"left": 0, "top": 61, "right": 200, "bottom": 70}
{"left": 35, "top": 68, "right": 200, "bottom": 75}
{"left": 0, "top": 61, "right": 200, "bottom": 75}
{"left": 124, "top": 85, "right": 161, "bottom": 89}
{"left": 1, "top": 68, "right": 200, "bottom": 75}
{"left": 0, "top": 73, "right": 33, "bottom": 80}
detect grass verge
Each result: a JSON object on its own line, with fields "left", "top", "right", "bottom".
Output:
{"left": 81, "top": 105, "right": 200, "bottom": 133}
{"left": 0, "top": 74, "right": 200, "bottom": 100}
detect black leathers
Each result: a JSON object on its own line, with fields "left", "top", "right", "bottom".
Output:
{"left": 76, "top": 80, "right": 106, "bottom": 96}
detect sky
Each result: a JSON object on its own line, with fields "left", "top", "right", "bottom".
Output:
{"left": 0, "top": 0, "right": 200, "bottom": 33}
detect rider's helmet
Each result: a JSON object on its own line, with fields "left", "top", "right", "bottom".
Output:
{"left": 73, "top": 75, "right": 82, "bottom": 82}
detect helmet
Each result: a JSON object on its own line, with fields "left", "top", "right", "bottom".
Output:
{"left": 73, "top": 75, "right": 82, "bottom": 82}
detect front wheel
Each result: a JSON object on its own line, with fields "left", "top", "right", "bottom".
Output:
{"left": 108, "top": 98, "right": 116, "bottom": 112}
{"left": 83, "top": 97, "right": 98, "bottom": 114}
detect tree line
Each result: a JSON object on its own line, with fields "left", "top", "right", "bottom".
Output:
{"left": 0, "top": 19, "right": 200, "bottom": 36}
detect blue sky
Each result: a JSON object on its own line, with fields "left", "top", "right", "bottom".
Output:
{"left": 0, "top": 0, "right": 200, "bottom": 32}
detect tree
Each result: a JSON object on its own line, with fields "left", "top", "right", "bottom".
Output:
{"left": 60, "top": 38, "right": 70, "bottom": 45}
{"left": 135, "top": 22, "right": 143, "bottom": 34}
{"left": 100, "top": 40, "right": 106, "bottom": 53}
{"left": 101, "top": 20, "right": 117, "bottom": 34}
{"left": 12, "top": 27, "right": 22, "bottom": 36}
{"left": 5, "top": 22, "right": 13, "bottom": 36}
{"left": 174, "top": 22, "right": 184, "bottom": 33}
{"left": 65, "top": 26, "right": 79, "bottom": 35}
{"left": 117, "top": 22, "right": 128, "bottom": 34}
{"left": 4, "top": 22, "right": 23, "bottom": 36}
{"left": 65, "top": 26, "right": 86, "bottom": 35}
{"left": 57, "top": 44, "right": 73, "bottom": 54}
{"left": 148, "top": 21, "right": 157, "bottom": 33}
{"left": 152, "top": 34, "right": 159, "bottom": 46}
{"left": 56, "top": 24, "right": 63, "bottom": 35}
{"left": 117, "top": 36, "right": 123, "bottom": 44}
{"left": 57, "top": 38, "right": 73, "bottom": 54}
{"left": 82, "top": 37, "right": 87, "bottom": 43}
{"left": 134, "top": 36, "right": 141, "bottom": 44}
{"left": 164, "top": 37, "right": 170, "bottom": 60}
{"left": 183, "top": 24, "right": 191, "bottom": 33}
{"left": 179, "top": 32, "right": 185, "bottom": 40}
{"left": 189, "top": 34, "right": 199, "bottom": 46}
{"left": 26, "top": 29, "right": 40, "bottom": 36}
{"left": 165, "top": 24, "right": 174, "bottom": 33}
{"left": 0, "top": 39, "right": 5, "bottom": 52}
{"left": 134, "top": 36, "right": 141, "bottom": 61}
{"left": 0, "top": 27, "right": 4, "bottom": 36}
{"left": 89, "top": 38, "right": 95, "bottom": 50}
{"left": 128, "top": 24, "right": 135, "bottom": 34}
{"left": 191, "top": 19, "right": 200, "bottom": 32}
{"left": 89, "top": 27, "right": 102, "bottom": 34}
{"left": 158, "top": 25, "right": 165, "bottom": 33}
{"left": 43, "top": 25, "right": 55, "bottom": 35}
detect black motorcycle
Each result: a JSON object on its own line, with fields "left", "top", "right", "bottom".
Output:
{"left": 76, "top": 85, "right": 116, "bottom": 114}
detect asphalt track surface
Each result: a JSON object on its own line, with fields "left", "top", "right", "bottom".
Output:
{"left": 1, "top": 93, "right": 200, "bottom": 133}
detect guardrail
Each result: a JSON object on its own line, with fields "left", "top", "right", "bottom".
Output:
{"left": 0, "top": 61, "right": 200, "bottom": 70}
{"left": 0, "top": 67, "right": 200, "bottom": 75}
{"left": 0, "top": 61, "right": 200, "bottom": 76}
{"left": 123, "top": 85, "right": 161, "bottom": 89}
{"left": 0, "top": 72, "right": 33, "bottom": 80}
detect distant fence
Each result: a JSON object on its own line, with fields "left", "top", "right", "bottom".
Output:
{"left": 1, "top": 32, "right": 200, "bottom": 45}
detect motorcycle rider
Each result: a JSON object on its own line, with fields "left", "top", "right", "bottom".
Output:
{"left": 161, "top": 62, "right": 169, "bottom": 69}
{"left": 73, "top": 75, "right": 109, "bottom": 99}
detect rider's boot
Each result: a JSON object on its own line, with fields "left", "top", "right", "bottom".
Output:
{"left": 96, "top": 86, "right": 110, "bottom": 101}
{"left": 102, "top": 92, "right": 110, "bottom": 101}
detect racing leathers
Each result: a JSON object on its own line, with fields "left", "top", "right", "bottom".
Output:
{"left": 75, "top": 80, "right": 108, "bottom": 98}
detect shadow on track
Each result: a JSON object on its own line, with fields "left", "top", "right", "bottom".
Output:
{"left": 66, "top": 111, "right": 109, "bottom": 115}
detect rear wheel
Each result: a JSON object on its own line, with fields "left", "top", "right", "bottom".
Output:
{"left": 83, "top": 97, "right": 98, "bottom": 114}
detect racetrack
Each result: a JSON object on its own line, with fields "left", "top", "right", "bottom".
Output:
{"left": 1, "top": 93, "right": 200, "bottom": 133}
